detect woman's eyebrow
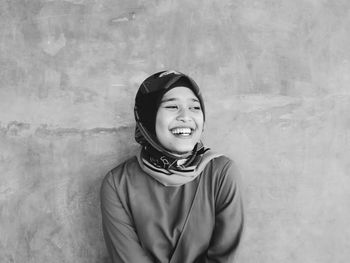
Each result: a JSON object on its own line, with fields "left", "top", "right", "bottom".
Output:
{"left": 160, "top": 98, "right": 177, "bottom": 103}
{"left": 161, "top": 97, "right": 199, "bottom": 103}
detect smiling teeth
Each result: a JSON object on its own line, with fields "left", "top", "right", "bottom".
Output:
{"left": 171, "top": 128, "right": 192, "bottom": 135}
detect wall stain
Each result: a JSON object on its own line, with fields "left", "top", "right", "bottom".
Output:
{"left": 1, "top": 121, "right": 31, "bottom": 136}
{"left": 35, "top": 125, "right": 132, "bottom": 137}
{"left": 110, "top": 12, "right": 136, "bottom": 23}
{"left": 109, "top": 7, "right": 145, "bottom": 25}
{"left": 0, "top": 122, "right": 132, "bottom": 138}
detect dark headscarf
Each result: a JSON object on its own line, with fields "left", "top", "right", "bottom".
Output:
{"left": 134, "top": 70, "right": 205, "bottom": 161}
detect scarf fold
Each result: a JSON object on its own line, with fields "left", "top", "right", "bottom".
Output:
{"left": 137, "top": 146, "right": 222, "bottom": 187}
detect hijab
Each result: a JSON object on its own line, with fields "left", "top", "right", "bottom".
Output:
{"left": 134, "top": 70, "right": 221, "bottom": 186}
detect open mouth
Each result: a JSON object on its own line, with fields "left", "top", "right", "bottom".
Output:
{"left": 171, "top": 127, "right": 193, "bottom": 136}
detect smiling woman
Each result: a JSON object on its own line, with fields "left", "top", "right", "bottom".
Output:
{"left": 156, "top": 86, "right": 204, "bottom": 154}
{"left": 100, "top": 70, "right": 244, "bottom": 263}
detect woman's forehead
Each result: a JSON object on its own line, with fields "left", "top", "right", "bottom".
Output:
{"left": 162, "top": 86, "right": 198, "bottom": 101}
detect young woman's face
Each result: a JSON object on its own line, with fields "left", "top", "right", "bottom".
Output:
{"left": 155, "top": 86, "right": 204, "bottom": 154}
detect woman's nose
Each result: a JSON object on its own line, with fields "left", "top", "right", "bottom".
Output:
{"left": 176, "top": 108, "right": 191, "bottom": 122}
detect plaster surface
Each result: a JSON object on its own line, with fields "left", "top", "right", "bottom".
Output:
{"left": 1, "top": 0, "right": 350, "bottom": 262}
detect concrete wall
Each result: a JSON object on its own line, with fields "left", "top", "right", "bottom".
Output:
{"left": 1, "top": 0, "right": 350, "bottom": 262}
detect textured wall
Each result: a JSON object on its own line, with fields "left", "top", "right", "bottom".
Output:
{"left": 1, "top": 0, "right": 350, "bottom": 262}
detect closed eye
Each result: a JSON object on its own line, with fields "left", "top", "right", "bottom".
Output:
{"left": 165, "top": 105, "right": 178, "bottom": 109}
{"left": 190, "top": 105, "right": 201, "bottom": 111}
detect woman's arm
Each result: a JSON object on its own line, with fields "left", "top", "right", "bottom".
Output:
{"left": 100, "top": 172, "right": 155, "bottom": 263}
{"left": 204, "top": 160, "right": 245, "bottom": 263}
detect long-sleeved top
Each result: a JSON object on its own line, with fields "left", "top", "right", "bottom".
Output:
{"left": 100, "top": 155, "right": 244, "bottom": 263}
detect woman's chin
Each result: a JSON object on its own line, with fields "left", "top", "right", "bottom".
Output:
{"left": 167, "top": 146, "right": 195, "bottom": 156}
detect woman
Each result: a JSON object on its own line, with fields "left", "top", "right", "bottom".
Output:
{"left": 100, "top": 70, "right": 244, "bottom": 263}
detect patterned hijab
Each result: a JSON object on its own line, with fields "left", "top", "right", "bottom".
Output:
{"left": 134, "top": 70, "right": 221, "bottom": 186}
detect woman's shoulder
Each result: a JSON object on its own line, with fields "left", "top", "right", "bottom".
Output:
{"left": 204, "top": 154, "right": 242, "bottom": 199}
{"left": 208, "top": 154, "right": 236, "bottom": 171}
{"left": 110, "top": 156, "right": 139, "bottom": 173}
{"left": 103, "top": 156, "right": 140, "bottom": 185}
{"left": 210, "top": 154, "right": 232, "bottom": 165}
{"left": 205, "top": 154, "right": 241, "bottom": 182}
